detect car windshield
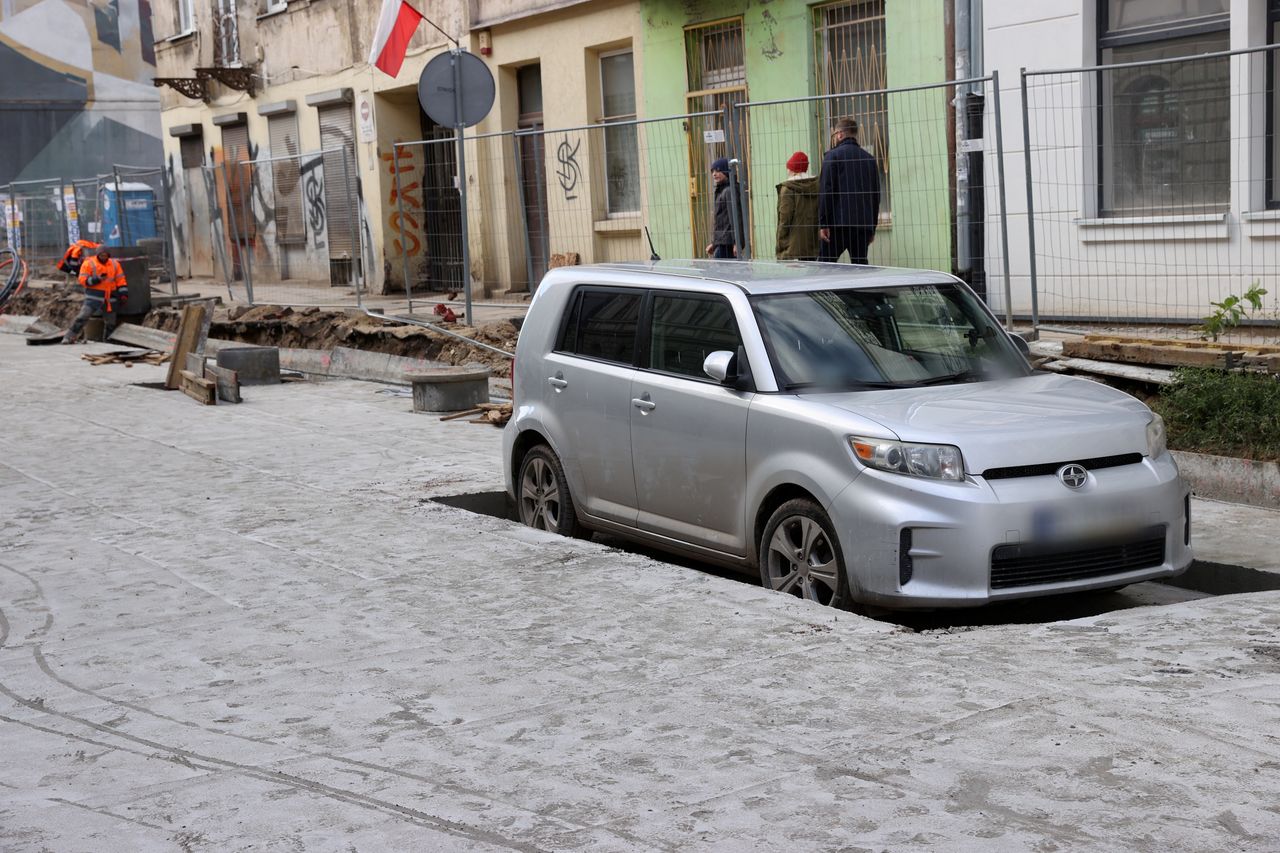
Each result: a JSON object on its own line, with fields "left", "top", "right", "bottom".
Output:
{"left": 753, "top": 283, "right": 1029, "bottom": 391}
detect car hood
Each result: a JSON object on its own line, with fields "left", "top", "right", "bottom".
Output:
{"left": 806, "top": 373, "right": 1153, "bottom": 474}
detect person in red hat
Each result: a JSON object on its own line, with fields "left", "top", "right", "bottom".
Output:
{"left": 775, "top": 151, "right": 820, "bottom": 261}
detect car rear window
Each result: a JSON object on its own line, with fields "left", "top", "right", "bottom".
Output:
{"left": 558, "top": 288, "right": 641, "bottom": 365}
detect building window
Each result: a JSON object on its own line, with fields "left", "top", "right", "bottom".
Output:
{"left": 268, "top": 113, "right": 305, "bottom": 242}
{"left": 179, "top": 133, "right": 205, "bottom": 169}
{"left": 813, "top": 1, "right": 888, "bottom": 215}
{"left": 1098, "top": 0, "right": 1229, "bottom": 215}
{"left": 259, "top": 0, "right": 287, "bottom": 15}
{"left": 600, "top": 49, "right": 639, "bottom": 215}
{"left": 212, "top": 0, "right": 241, "bottom": 66}
{"left": 176, "top": 0, "right": 195, "bottom": 35}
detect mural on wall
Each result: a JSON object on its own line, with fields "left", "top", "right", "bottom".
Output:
{"left": 0, "top": 0, "right": 162, "bottom": 186}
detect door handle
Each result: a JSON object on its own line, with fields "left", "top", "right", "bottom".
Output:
{"left": 632, "top": 395, "right": 656, "bottom": 413}
{"left": 548, "top": 375, "right": 568, "bottom": 390}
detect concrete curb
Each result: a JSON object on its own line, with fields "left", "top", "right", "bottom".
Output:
{"left": 1174, "top": 449, "right": 1280, "bottom": 510}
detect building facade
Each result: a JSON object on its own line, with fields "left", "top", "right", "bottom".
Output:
{"left": 988, "top": 0, "right": 1280, "bottom": 321}
{"left": 0, "top": 0, "right": 162, "bottom": 187}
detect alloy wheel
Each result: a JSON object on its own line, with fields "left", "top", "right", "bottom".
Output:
{"left": 765, "top": 515, "right": 840, "bottom": 605}
{"left": 519, "top": 455, "right": 561, "bottom": 531}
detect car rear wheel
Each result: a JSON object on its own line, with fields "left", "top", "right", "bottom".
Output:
{"left": 759, "top": 499, "right": 850, "bottom": 608}
{"left": 517, "top": 445, "right": 583, "bottom": 537}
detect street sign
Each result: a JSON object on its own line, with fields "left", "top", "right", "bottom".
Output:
{"left": 357, "top": 93, "right": 376, "bottom": 143}
{"left": 417, "top": 50, "right": 495, "bottom": 129}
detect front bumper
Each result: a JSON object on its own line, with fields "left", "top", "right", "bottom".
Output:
{"left": 827, "top": 453, "right": 1192, "bottom": 609}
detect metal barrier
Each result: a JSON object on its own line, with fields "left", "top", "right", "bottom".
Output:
{"left": 390, "top": 113, "right": 711, "bottom": 313}
{"left": 201, "top": 145, "right": 365, "bottom": 307}
{"left": 1021, "top": 44, "right": 1280, "bottom": 337}
{"left": 112, "top": 165, "right": 180, "bottom": 295}
{"left": 1, "top": 178, "right": 68, "bottom": 269}
{"left": 736, "top": 74, "right": 1011, "bottom": 319}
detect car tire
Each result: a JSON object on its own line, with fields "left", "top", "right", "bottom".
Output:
{"left": 517, "top": 445, "right": 584, "bottom": 538}
{"left": 759, "top": 498, "right": 850, "bottom": 608}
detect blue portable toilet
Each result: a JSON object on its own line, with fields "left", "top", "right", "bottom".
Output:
{"left": 100, "top": 183, "right": 158, "bottom": 246}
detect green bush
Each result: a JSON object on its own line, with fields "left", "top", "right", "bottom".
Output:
{"left": 1153, "top": 368, "right": 1280, "bottom": 461}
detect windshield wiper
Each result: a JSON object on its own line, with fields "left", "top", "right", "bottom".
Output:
{"left": 784, "top": 379, "right": 907, "bottom": 392}
{"left": 915, "top": 368, "right": 985, "bottom": 386}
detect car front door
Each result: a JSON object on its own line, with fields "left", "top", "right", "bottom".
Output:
{"left": 629, "top": 291, "right": 752, "bottom": 555}
{"left": 543, "top": 286, "right": 642, "bottom": 525}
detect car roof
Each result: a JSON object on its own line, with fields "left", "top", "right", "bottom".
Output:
{"left": 546, "top": 259, "right": 960, "bottom": 296}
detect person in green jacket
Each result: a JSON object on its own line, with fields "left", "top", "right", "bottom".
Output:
{"left": 775, "top": 151, "right": 820, "bottom": 261}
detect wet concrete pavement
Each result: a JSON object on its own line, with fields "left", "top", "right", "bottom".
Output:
{"left": 1, "top": 335, "right": 1278, "bottom": 851}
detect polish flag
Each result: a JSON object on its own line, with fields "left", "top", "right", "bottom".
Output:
{"left": 369, "top": 0, "right": 424, "bottom": 77}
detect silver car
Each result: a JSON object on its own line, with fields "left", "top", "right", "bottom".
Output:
{"left": 503, "top": 261, "right": 1191, "bottom": 609}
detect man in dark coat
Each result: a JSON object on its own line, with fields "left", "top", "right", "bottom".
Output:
{"left": 818, "top": 117, "right": 881, "bottom": 264}
{"left": 705, "top": 157, "right": 738, "bottom": 259}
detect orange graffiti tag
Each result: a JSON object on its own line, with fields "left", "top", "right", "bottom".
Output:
{"left": 382, "top": 144, "right": 422, "bottom": 258}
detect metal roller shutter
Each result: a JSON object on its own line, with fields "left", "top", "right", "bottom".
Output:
{"left": 317, "top": 104, "right": 357, "bottom": 273}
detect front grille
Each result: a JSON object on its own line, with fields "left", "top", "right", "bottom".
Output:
{"left": 990, "top": 526, "right": 1166, "bottom": 589}
{"left": 982, "top": 452, "right": 1143, "bottom": 481}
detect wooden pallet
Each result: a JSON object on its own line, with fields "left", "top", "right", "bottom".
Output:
{"left": 179, "top": 369, "right": 216, "bottom": 405}
{"left": 1061, "top": 335, "right": 1280, "bottom": 372}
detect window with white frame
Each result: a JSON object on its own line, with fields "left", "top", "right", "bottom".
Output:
{"left": 600, "top": 49, "right": 639, "bottom": 215}
{"left": 260, "top": 0, "right": 287, "bottom": 16}
{"left": 1098, "top": 0, "right": 1229, "bottom": 215}
{"left": 175, "top": 0, "right": 195, "bottom": 35}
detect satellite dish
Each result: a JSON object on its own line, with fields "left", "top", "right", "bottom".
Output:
{"left": 418, "top": 50, "right": 495, "bottom": 129}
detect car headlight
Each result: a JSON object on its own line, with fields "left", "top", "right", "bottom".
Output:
{"left": 1146, "top": 413, "right": 1166, "bottom": 458}
{"left": 849, "top": 436, "right": 966, "bottom": 481}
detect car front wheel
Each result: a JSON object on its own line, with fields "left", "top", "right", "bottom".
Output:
{"left": 517, "top": 445, "right": 583, "bottom": 537}
{"left": 759, "top": 498, "right": 850, "bottom": 608}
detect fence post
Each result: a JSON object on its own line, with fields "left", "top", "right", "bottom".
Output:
{"left": 159, "top": 165, "right": 180, "bottom": 295}
{"left": 511, "top": 132, "right": 535, "bottom": 292}
{"left": 392, "top": 143, "right": 414, "bottom": 313}
{"left": 1018, "top": 69, "right": 1040, "bottom": 335}
{"left": 234, "top": 160, "right": 256, "bottom": 305}
{"left": 991, "top": 71, "right": 1014, "bottom": 331}
{"left": 112, "top": 167, "right": 132, "bottom": 246}
{"left": 452, "top": 49, "right": 473, "bottom": 326}
{"left": 222, "top": 160, "right": 248, "bottom": 303}
{"left": 341, "top": 148, "right": 362, "bottom": 307}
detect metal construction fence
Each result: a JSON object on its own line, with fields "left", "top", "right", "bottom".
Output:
{"left": 389, "top": 73, "right": 1012, "bottom": 325}
{"left": 1021, "top": 43, "right": 1280, "bottom": 340}
{"left": 1, "top": 171, "right": 179, "bottom": 295}
{"left": 200, "top": 145, "right": 367, "bottom": 307}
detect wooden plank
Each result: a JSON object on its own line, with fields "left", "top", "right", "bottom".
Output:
{"left": 1079, "top": 334, "right": 1280, "bottom": 356}
{"left": 1040, "top": 357, "right": 1175, "bottom": 385}
{"left": 179, "top": 369, "right": 216, "bottom": 405}
{"left": 184, "top": 352, "right": 205, "bottom": 377}
{"left": 165, "top": 304, "right": 207, "bottom": 390}
{"left": 1062, "top": 339, "right": 1233, "bottom": 369}
{"left": 203, "top": 363, "right": 242, "bottom": 403}
{"left": 438, "top": 407, "right": 484, "bottom": 421}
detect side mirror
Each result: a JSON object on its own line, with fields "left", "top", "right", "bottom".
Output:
{"left": 1010, "top": 333, "right": 1030, "bottom": 356}
{"left": 703, "top": 347, "right": 755, "bottom": 391}
{"left": 703, "top": 350, "right": 735, "bottom": 383}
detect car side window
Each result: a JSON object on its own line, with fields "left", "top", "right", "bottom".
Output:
{"left": 648, "top": 293, "right": 741, "bottom": 379}
{"left": 557, "top": 288, "right": 641, "bottom": 365}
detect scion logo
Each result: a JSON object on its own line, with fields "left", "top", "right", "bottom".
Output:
{"left": 1057, "top": 464, "right": 1088, "bottom": 490}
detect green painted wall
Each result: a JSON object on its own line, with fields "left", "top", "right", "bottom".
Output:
{"left": 638, "top": 0, "right": 951, "bottom": 268}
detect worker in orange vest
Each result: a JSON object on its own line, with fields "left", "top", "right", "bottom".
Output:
{"left": 56, "top": 239, "right": 101, "bottom": 277}
{"left": 62, "top": 247, "right": 129, "bottom": 344}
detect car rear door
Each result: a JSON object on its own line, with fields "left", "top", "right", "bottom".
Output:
{"left": 542, "top": 286, "right": 642, "bottom": 525}
{"left": 629, "top": 290, "right": 752, "bottom": 555}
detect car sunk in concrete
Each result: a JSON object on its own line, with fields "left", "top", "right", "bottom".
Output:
{"left": 502, "top": 260, "right": 1191, "bottom": 609}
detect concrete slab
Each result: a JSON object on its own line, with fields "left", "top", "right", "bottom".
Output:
{"left": 1, "top": 334, "right": 1279, "bottom": 851}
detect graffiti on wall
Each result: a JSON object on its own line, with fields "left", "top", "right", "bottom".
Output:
{"left": 0, "top": 0, "right": 162, "bottom": 185}
{"left": 555, "top": 138, "right": 581, "bottom": 201}
{"left": 382, "top": 144, "right": 422, "bottom": 259}
{"left": 298, "top": 155, "right": 327, "bottom": 251}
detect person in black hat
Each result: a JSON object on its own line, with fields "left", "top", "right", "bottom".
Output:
{"left": 705, "top": 157, "right": 739, "bottom": 259}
